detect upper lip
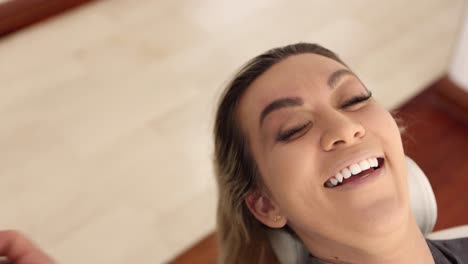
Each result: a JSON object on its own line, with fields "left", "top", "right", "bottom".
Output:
{"left": 323, "top": 152, "right": 384, "bottom": 184}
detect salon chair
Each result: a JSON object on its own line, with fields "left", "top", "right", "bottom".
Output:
{"left": 269, "top": 156, "right": 468, "bottom": 263}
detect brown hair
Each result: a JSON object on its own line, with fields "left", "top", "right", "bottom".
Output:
{"left": 213, "top": 43, "right": 347, "bottom": 264}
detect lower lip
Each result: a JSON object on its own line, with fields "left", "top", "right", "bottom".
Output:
{"left": 331, "top": 163, "right": 385, "bottom": 190}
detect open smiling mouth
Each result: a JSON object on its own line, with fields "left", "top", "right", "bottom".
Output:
{"left": 324, "top": 157, "right": 385, "bottom": 188}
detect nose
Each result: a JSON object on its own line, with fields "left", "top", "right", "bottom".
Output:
{"left": 320, "top": 112, "right": 366, "bottom": 151}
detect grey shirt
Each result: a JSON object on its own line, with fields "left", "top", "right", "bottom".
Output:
{"left": 307, "top": 238, "right": 468, "bottom": 264}
{"left": 427, "top": 238, "right": 468, "bottom": 264}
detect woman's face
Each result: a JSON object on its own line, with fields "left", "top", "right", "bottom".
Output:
{"left": 239, "top": 54, "right": 410, "bottom": 250}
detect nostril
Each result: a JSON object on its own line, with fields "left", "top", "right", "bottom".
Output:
{"left": 354, "top": 130, "right": 365, "bottom": 138}
{"left": 333, "top": 139, "right": 345, "bottom": 146}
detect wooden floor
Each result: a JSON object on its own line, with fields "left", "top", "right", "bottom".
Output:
{"left": 398, "top": 77, "right": 468, "bottom": 230}
{"left": 169, "top": 76, "right": 468, "bottom": 264}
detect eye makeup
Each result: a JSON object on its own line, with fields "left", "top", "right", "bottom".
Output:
{"left": 275, "top": 91, "right": 373, "bottom": 142}
{"left": 340, "top": 91, "right": 372, "bottom": 109}
{"left": 276, "top": 121, "right": 312, "bottom": 142}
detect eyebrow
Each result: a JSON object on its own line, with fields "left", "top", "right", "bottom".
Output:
{"left": 327, "top": 68, "right": 355, "bottom": 88}
{"left": 259, "top": 68, "right": 355, "bottom": 126}
{"left": 259, "top": 97, "right": 303, "bottom": 126}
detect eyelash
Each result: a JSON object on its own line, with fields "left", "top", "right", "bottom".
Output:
{"left": 276, "top": 121, "right": 311, "bottom": 141}
{"left": 340, "top": 91, "right": 372, "bottom": 108}
{"left": 276, "top": 92, "right": 372, "bottom": 142}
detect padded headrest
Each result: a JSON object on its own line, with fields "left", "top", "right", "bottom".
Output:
{"left": 268, "top": 156, "right": 438, "bottom": 264}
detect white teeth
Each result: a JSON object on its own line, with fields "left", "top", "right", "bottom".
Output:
{"left": 358, "top": 160, "right": 371, "bottom": 170}
{"left": 335, "top": 172, "right": 344, "bottom": 183}
{"left": 326, "top": 157, "right": 382, "bottom": 188}
{"left": 341, "top": 168, "right": 352, "bottom": 179}
{"left": 349, "top": 164, "right": 362, "bottom": 175}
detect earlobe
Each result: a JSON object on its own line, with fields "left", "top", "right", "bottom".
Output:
{"left": 245, "top": 191, "right": 287, "bottom": 228}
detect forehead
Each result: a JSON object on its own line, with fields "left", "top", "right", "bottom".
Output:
{"left": 238, "top": 53, "right": 347, "bottom": 119}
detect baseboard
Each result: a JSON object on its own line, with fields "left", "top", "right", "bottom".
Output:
{"left": 0, "top": 0, "right": 95, "bottom": 37}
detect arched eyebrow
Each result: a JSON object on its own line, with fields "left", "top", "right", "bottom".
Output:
{"left": 259, "top": 97, "right": 303, "bottom": 126}
{"left": 258, "top": 69, "right": 355, "bottom": 127}
{"left": 327, "top": 68, "right": 355, "bottom": 89}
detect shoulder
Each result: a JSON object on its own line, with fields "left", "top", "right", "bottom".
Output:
{"left": 429, "top": 237, "right": 468, "bottom": 251}
{"left": 427, "top": 237, "right": 468, "bottom": 262}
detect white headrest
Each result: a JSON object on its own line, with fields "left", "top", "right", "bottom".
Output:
{"left": 268, "top": 156, "right": 438, "bottom": 264}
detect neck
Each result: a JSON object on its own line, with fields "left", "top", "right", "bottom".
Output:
{"left": 303, "top": 214, "right": 434, "bottom": 264}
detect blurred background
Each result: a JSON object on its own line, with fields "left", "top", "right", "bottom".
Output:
{"left": 0, "top": 0, "right": 467, "bottom": 263}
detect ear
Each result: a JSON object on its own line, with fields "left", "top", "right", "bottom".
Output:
{"left": 245, "top": 191, "right": 287, "bottom": 228}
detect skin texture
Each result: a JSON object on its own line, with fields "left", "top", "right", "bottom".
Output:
{"left": 240, "top": 54, "right": 434, "bottom": 263}
{"left": 0, "top": 230, "right": 55, "bottom": 264}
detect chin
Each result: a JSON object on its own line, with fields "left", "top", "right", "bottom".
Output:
{"left": 355, "top": 194, "right": 410, "bottom": 237}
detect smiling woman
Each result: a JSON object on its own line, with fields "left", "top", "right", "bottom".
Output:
{"left": 213, "top": 43, "right": 468, "bottom": 264}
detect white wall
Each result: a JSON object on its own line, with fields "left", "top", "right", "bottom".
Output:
{"left": 449, "top": 6, "right": 468, "bottom": 90}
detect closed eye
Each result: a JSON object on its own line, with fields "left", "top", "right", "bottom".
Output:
{"left": 341, "top": 91, "right": 372, "bottom": 108}
{"left": 277, "top": 121, "right": 312, "bottom": 142}
{"left": 275, "top": 92, "right": 371, "bottom": 142}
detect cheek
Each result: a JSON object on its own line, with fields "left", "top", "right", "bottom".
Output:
{"left": 362, "top": 105, "right": 403, "bottom": 148}
{"left": 261, "top": 136, "right": 323, "bottom": 207}
{"left": 363, "top": 106, "right": 408, "bottom": 186}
